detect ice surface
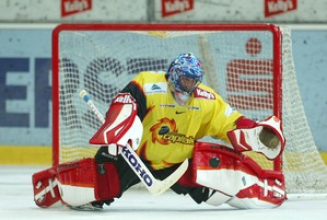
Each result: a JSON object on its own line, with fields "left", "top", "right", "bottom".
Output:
{"left": 1, "top": 166, "right": 327, "bottom": 220}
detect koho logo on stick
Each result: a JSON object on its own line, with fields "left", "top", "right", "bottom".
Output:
{"left": 162, "top": 0, "right": 194, "bottom": 17}
{"left": 61, "top": 0, "right": 92, "bottom": 17}
{"left": 264, "top": 0, "right": 297, "bottom": 17}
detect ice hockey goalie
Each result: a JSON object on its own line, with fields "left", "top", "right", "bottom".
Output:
{"left": 32, "top": 53, "right": 286, "bottom": 210}
{"left": 32, "top": 95, "right": 286, "bottom": 210}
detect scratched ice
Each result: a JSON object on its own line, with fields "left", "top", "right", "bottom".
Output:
{"left": 1, "top": 166, "right": 327, "bottom": 220}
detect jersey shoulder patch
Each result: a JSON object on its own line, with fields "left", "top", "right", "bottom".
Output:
{"left": 144, "top": 82, "right": 168, "bottom": 94}
{"left": 138, "top": 71, "right": 168, "bottom": 95}
{"left": 194, "top": 87, "right": 216, "bottom": 100}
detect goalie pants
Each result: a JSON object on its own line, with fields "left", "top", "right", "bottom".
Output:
{"left": 94, "top": 146, "right": 211, "bottom": 205}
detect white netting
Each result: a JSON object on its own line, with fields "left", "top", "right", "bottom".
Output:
{"left": 53, "top": 24, "right": 327, "bottom": 194}
{"left": 280, "top": 26, "right": 327, "bottom": 193}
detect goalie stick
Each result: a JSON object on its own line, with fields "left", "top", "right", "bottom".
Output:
{"left": 80, "top": 90, "right": 188, "bottom": 196}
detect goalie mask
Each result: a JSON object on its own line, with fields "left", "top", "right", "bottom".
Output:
{"left": 167, "top": 53, "right": 203, "bottom": 105}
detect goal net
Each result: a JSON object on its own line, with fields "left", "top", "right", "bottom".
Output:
{"left": 52, "top": 23, "right": 327, "bottom": 194}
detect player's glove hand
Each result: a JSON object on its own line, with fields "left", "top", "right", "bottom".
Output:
{"left": 259, "top": 127, "right": 280, "bottom": 150}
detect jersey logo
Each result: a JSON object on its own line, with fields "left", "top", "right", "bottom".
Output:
{"left": 160, "top": 104, "right": 176, "bottom": 108}
{"left": 151, "top": 84, "right": 161, "bottom": 90}
{"left": 187, "top": 106, "right": 200, "bottom": 111}
{"left": 194, "top": 88, "right": 216, "bottom": 100}
{"left": 144, "top": 82, "right": 167, "bottom": 94}
{"left": 150, "top": 118, "right": 194, "bottom": 145}
{"left": 113, "top": 93, "right": 136, "bottom": 104}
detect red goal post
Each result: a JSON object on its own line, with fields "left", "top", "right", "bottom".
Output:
{"left": 52, "top": 23, "right": 327, "bottom": 194}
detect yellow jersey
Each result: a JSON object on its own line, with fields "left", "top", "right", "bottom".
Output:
{"left": 121, "top": 71, "right": 242, "bottom": 170}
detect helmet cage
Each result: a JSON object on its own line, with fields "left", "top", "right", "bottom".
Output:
{"left": 172, "top": 67, "right": 202, "bottom": 95}
{"left": 168, "top": 53, "right": 203, "bottom": 97}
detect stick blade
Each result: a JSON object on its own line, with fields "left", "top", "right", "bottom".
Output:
{"left": 149, "top": 159, "right": 189, "bottom": 196}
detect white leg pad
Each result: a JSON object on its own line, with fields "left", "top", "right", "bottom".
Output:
{"left": 227, "top": 196, "right": 280, "bottom": 209}
{"left": 193, "top": 142, "right": 286, "bottom": 209}
{"left": 58, "top": 183, "right": 96, "bottom": 207}
{"left": 56, "top": 158, "right": 120, "bottom": 207}
{"left": 196, "top": 169, "right": 258, "bottom": 196}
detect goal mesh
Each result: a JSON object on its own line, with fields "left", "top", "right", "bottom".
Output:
{"left": 52, "top": 24, "right": 327, "bottom": 194}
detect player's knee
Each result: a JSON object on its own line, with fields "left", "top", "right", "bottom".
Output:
{"left": 56, "top": 158, "right": 120, "bottom": 207}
